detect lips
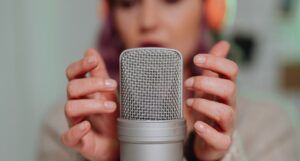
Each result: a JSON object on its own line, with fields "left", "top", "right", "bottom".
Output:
{"left": 139, "top": 42, "right": 164, "bottom": 48}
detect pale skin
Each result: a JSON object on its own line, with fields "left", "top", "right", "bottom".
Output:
{"left": 61, "top": 0, "right": 239, "bottom": 161}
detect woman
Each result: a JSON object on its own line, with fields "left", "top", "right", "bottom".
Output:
{"left": 38, "top": 0, "right": 300, "bottom": 161}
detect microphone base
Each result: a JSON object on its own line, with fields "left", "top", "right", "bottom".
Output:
{"left": 118, "top": 119, "right": 186, "bottom": 161}
{"left": 121, "top": 141, "right": 183, "bottom": 161}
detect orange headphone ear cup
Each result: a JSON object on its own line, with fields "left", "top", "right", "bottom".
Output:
{"left": 204, "top": 0, "right": 227, "bottom": 32}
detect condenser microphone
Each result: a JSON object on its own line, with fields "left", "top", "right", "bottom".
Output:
{"left": 118, "top": 48, "right": 186, "bottom": 161}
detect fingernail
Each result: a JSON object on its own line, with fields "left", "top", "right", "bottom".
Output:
{"left": 186, "top": 99, "right": 194, "bottom": 107}
{"left": 185, "top": 78, "right": 194, "bottom": 87}
{"left": 195, "top": 122, "right": 206, "bottom": 133}
{"left": 104, "top": 101, "right": 116, "bottom": 110}
{"left": 194, "top": 55, "right": 206, "bottom": 64}
{"left": 79, "top": 121, "right": 88, "bottom": 131}
{"left": 104, "top": 79, "right": 117, "bottom": 88}
{"left": 86, "top": 56, "right": 96, "bottom": 64}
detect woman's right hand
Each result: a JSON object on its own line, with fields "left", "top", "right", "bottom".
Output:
{"left": 61, "top": 49, "right": 119, "bottom": 161}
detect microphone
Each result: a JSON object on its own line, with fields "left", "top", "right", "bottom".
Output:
{"left": 118, "top": 48, "right": 186, "bottom": 161}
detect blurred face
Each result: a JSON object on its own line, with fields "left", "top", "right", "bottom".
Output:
{"left": 111, "top": 0, "right": 202, "bottom": 62}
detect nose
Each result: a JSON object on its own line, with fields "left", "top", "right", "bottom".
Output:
{"left": 138, "top": 1, "right": 159, "bottom": 33}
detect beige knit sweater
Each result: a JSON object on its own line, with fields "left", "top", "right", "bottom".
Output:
{"left": 37, "top": 95, "right": 300, "bottom": 161}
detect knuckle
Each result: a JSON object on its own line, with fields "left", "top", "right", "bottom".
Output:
{"left": 92, "top": 77, "right": 104, "bottom": 88}
{"left": 229, "top": 61, "right": 239, "bottom": 78}
{"left": 80, "top": 58, "right": 87, "bottom": 69}
{"left": 217, "top": 135, "right": 231, "bottom": 151}
{"left": 64, "top": 101, "right": 73, "bottom": 117}
{"left": 88, "top": 77, "right": 96, "bottom": 87}
{"left": 233, "top": 62, "right": 239, "bottom": 74}
{"left": 215, "top": 135, "right": 231, "bottom": 152}
{"left": 93, "top": 93, "right": 107, "bottom": 100}
{"left": 226, "top": 108, "right": 235, "bottom": 123}
{"left": 92, "top": 99, "right": 102, "bottom": 108}
{"left": 205, "top": 55, "right": 214, "bottom": 65}
{"left": 65, "top": 66, "right": 72, "bottom": 79}
{"left": 67, "top": 81, "right": 78, "bottom": 98}
{"left": 219, "top": 107, "right": 234, "bottom": 125}
{"left": 84, "top": 48, "right": 95, "bottom": 57}
{"left": 194, "top": 98, "right": 205, "bottom": 108}
{"left": 91, "top": 78, "right": 108, "bottom": 92}
{"left": 194, "top": 76, "right": 205, "bottom": 89}
{"left": 226, "top": 81, "right": 236, "bottom": 98}
{"left": 61, "top": 132, "right": 70, "bottom": 146}
{"left": 218, "top": 114, "right": 226, "bottom": 125}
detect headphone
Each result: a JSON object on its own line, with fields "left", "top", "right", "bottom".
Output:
{"left": 100, "top": 0, "right": 237, "bottom": 33}
{"left": 204, "top": 0, "right": 237, "bottom": 32}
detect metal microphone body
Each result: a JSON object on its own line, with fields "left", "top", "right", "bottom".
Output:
{"left": 118, "top": 48, "right": 186, "bottom": 161}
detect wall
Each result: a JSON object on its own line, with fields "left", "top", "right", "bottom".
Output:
{"left": 0, "top": 0, "right": 99, "bottom": 160}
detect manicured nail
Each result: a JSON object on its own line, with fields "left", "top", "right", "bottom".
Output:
{"left": 185, "top": 78, "right": 194, "bottom": 87}
{"left": 86, "top": 55, "right": 96, "bottom": 64}
{"left": 104, "top": 79, "right": 117, "bottom": 88}
{"left": 104, "top": 101, "right": 116, "bottom": 110}
{"left": 79, "top": 121, "right": 88, "bottom": 131}
{"left": 195, "top": 122, "right": 206, "bottom": 133}
{"left": 186, "top": 99, "right": 194, "bottom": 107}
{"left": 195, "top": 55, "right": 206, "bottom": 64}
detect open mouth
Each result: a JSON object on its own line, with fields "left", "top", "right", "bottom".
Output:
{"left": 139, "top": 42, "right": 164, "bottom": 48}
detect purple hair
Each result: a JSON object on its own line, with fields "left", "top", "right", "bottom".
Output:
{"left": 97, "top": 2, "right": 211, "bottom": 80}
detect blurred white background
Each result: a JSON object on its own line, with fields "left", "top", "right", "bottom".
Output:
{"left": 0, "top": 0, "right": 99, "bottom": 160}
{"left": 0, "top": 0, "right": 299, "bottom": 161}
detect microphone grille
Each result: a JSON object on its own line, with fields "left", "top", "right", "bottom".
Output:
{"left": 120, "top": 48, "right": 183, "bottom": 120}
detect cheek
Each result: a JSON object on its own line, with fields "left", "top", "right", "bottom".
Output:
{"left": 163, "top": 4, "right": 201, "bottom": 61}
{"left": 114, "top": 11, "right": 138, "bottom": 48}
{"left": 174, "top": 17, "right": 200, "bottom": 59}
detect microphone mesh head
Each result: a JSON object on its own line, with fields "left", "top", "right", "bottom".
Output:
{"left": 120, "top": 48, "right": 183, "bottom": 120}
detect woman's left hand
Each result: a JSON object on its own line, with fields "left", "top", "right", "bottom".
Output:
{"left": 184, "top": 41, "right": 239, "bottom": 161}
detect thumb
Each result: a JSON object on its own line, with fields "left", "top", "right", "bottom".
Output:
{"left": 84, "top": 49, "right": 110, "bottom": 78}
{"left": 210, "top": 41, "right": 231, "bottom": 58}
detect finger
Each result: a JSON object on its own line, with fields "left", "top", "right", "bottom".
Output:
{"left": 65, "top": 99, "right": 117, "bottom": 119}
{"left": 67, "top": 78, "right": 117, "bottom": 98}
{"left": 194, "top": 121, "right": 231, "bottom": 151}
{"left": 61, "top": 121, "right": 91, "bottom": 148}
{"left": 186, "top": 98, "right": 234, "bottom": 132}
{"left": 202, "top": 69, "right": 219, "bottom": 78}
{"left": 209, "top": 41, "right": 230, "bottom": 58}
{"left": 197, "top": 41, "right": 230, "bottom": 78}
{"left": 86, "top": 49, "right": 110, "bottom": 78}
{"left": 84, "top": 49, "right": 112, "bottom": 100}
{"left": 194, "top": 54, "right": 239, "bottom": 81}
{"left": 185, "top": 76, "right": 236, "bottom": 104}
{"left": 66, "top": 49, "right": 99, "bottom": 80}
